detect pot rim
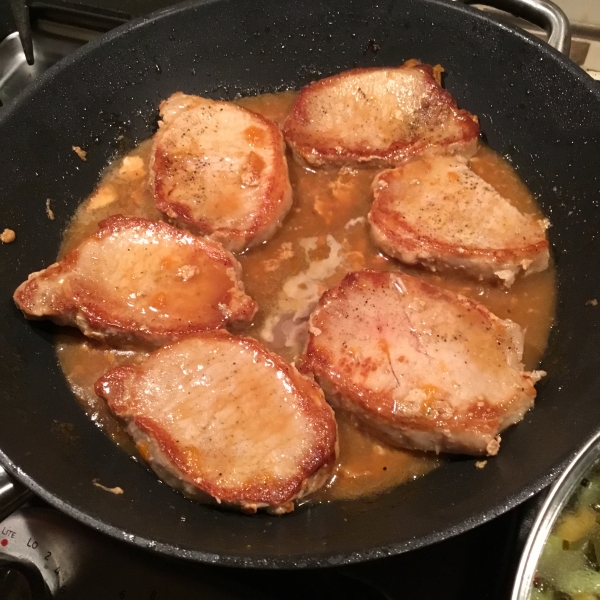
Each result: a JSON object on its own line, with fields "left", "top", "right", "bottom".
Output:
{"left": 512, "top": 429, "right": 600, "bottom": 600}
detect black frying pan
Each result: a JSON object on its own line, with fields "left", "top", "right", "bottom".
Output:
{"left": 1, "top": 0, "right": 600, "bottom": 568}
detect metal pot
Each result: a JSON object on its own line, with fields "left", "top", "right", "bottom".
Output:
{"left": 512, "top": 430, "right": 600, "bottom": 599}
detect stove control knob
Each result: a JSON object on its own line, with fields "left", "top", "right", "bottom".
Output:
{"left": 0, "top": 556, "right": 52, "bottom": 600}
{"left": 0, "top": 508, "right": 78, "bottom": 596}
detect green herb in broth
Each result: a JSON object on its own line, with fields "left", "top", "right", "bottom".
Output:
{"left": 532, "top": 468, "right": 600, "bottom": 600}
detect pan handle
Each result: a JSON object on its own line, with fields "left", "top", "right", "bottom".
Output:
{"left": 456, "top": 0, "right": 571, "bottom": 55}
{"left": 8, "top": 0, "right": 34, "bottom": 65}
{"left": 0, "top": 466, "right": 32, "bottom": 522}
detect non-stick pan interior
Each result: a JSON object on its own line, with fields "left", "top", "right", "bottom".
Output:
{"left": 1, "top": 0, "right": 600, "bottom": 567}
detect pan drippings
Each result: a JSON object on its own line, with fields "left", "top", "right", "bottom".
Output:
{"left": 55, "top": 90, "right": 555, "bottom": 504}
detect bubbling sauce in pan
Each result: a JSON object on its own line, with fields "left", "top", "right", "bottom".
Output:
{"left": 56, "top": 91, "right": 555, "bottom": 503}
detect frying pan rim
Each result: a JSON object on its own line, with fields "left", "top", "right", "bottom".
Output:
{"left": 1, "top": 0, "right": 598, "bottom": 568}
{"left": 0, "top": 445, "right": 579, "bottom": 567}
{"left": 1, "top": 0, "right": 598, "bottom": 130}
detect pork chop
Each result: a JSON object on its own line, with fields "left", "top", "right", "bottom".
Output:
{"left": 282, "top": 61, "right": 479, "bottom": 168}
{"left": 300, "top": 270, "right": 544, "bottom": 456}
{"left": 13, "top": 216, "right": 257, "bottom": 347}
{"left": 95, "top": 331, "right": 338, "bottom": 514}
{"left": 368, "top": 155, "right": 550, "bottom": 286}
{"left": 150, "top": 92, "right": 293, "bottom": 252}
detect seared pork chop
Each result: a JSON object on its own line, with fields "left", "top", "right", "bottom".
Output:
{"left": 150, "top": 92, "right": 293, "bottom": 252}
{"left": 95, "top": 331, "right": 338, "bottom": 514}
{"left": 300, "top": 270, "right": 544, "bottom": 456}
{"left": 369, "top": 156, "right": 550, "bottom": 286}
{"left": 14, "top": 216, "right": 257, "bottom": 347}
{"left": 283, "top": 61, "right": 479, "bottom": 167}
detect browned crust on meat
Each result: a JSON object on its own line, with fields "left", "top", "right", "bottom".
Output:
{"left": 151, "top": 101, "right": 292, "bottom": 252}
{"left": 368, "top": 168, "right": 549, "bottom": 282}
{"left": 13, "top": 216, "right": 257, "bottom": 347}
{"left": 95, "top": 331, "right": 338, "bottom": 512}
{"left": 300, "top": 271, "right": 539, "bottom": 456}
{"left": 283, "top": 62, "right": 480, "bottom": 167}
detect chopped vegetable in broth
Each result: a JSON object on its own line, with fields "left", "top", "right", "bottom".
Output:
{"left": 532, "top": 468, "right": 600, "bottom": 600}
